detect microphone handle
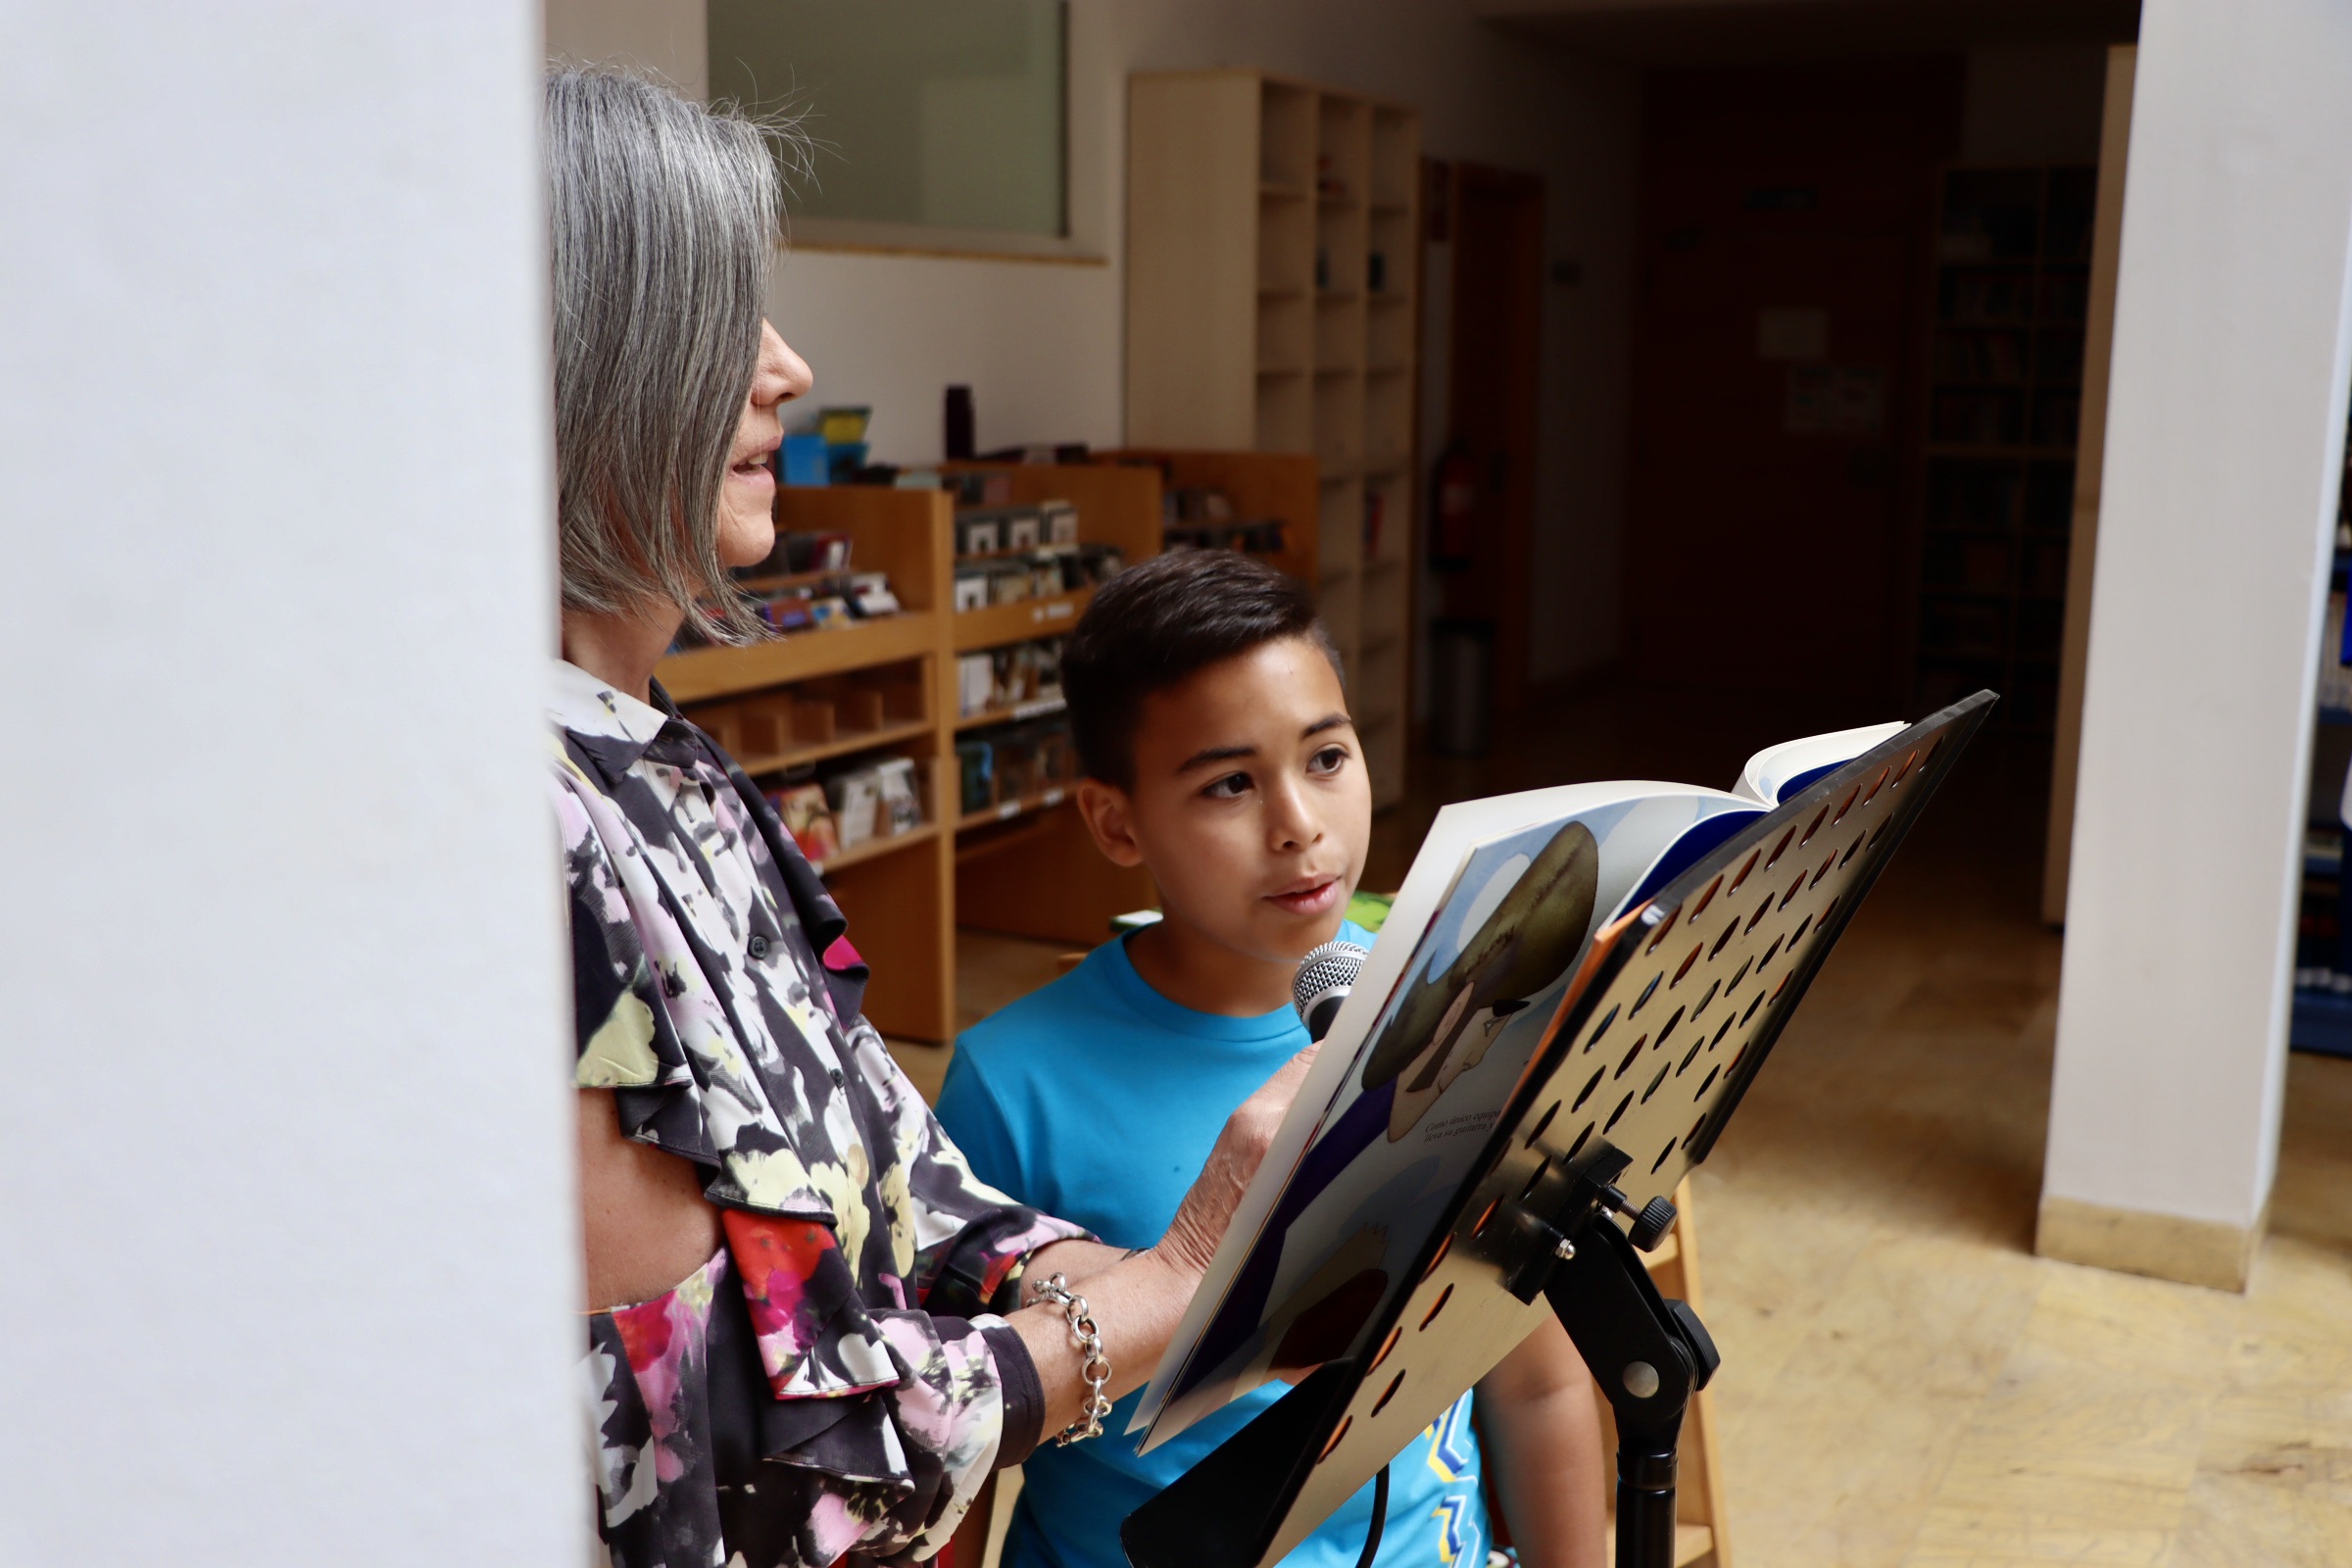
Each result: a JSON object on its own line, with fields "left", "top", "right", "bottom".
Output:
{"left": 1303, "top": 990, "right": 1348, "bottom": 1043}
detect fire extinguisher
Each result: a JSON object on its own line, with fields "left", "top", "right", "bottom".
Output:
{"left": 1430, "top": 439, "right": 1477, "bottom": 572}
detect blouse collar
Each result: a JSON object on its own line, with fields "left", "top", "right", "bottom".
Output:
{"left": 550, "top": 658, "right": 686, "bottom": 778}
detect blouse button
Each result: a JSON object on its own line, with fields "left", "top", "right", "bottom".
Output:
{"left": 748, "top": 934, "right": 770, "bottom": 960}
{"left": 829, "top": 1067, "right": 845, "bottom": 1087}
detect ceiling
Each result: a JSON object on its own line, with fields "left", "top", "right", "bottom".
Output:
{"left": 1480, "top": 0, "right": 2139, "bottom": 67}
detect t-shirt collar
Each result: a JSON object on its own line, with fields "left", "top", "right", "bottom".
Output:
{"left": 1096, "top": 929, "right": 1314, "bottom": 1044}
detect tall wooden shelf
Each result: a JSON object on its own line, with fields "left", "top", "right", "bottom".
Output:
{"left": 942, "top": 464, "right": 1161, "bottom": 949}
{"left": 1913, "top": 165, "right": 2096, "bottom": 736}
{"left": 1127, "top": 70, "right": 1421, "bottom": 811}
{"left": 657, "top": 474, "right": 1161, "bottom": 1041}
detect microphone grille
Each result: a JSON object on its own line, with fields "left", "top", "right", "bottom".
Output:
{"left": 1293, "top": 939, "right": 1371, "bottom": 1019}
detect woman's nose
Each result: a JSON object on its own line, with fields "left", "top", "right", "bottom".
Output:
{"left": 757, "top": 320, "right": 812, "bottom": 406}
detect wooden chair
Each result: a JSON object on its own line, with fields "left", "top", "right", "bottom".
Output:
{"left": 945, "top": 1180, "right": 1732, "bottom": 1568}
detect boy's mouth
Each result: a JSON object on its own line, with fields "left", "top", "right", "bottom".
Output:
{"left": 1265, "top": 876, "right": 1343, "bottom": 917}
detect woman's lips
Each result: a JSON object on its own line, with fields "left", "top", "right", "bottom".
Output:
{"left": 1266, "top": 878, "right": 1342, "bottom": 916}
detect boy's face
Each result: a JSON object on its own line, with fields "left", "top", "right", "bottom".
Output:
{"left": 1078, "top": 635, "right": 1372, "bottom": 968}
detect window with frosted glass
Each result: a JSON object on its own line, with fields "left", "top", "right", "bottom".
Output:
{"left": 709, "top": 0, "right": 1067, "bottom": 238}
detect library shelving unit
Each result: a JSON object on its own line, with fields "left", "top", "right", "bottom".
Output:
{"left": 1913, "top": 165, "right": 2096, "bottom": 735}
{"left": 2290, "top": 414, "right": 2352, "bottom": 1056}
{"left": 943, "top": 464, "right": 1162, "bottom": 949}
{"left": 654, "top": 479, "right": 1166, "bottom": 1044}
{"left": 653, "top": 471, "right": 1163, "bottom": 1041}
{"left": 659, "top": 488, "right": 956, "bottom": 1042}
{"left": 1098, "top": 446, "right": 1402, "bottom": 804}
{"left": 1125, "top": 69, "right": 1421, "bottom": 811}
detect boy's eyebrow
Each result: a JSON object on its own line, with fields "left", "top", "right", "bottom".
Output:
{"left": 1174, "top": 742, "right": 1257, "bottom": 774}
{"left": 1173, "top": 713, "right": 1354, "bottom": 774}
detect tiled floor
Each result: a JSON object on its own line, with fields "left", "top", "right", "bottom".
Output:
{"left": 912, "top": 686, "right": 2352, "bottom": 1567}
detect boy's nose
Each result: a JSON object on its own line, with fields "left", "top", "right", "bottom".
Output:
{"left": 1266, "top": 782, "right": 1322, "bottom": 851}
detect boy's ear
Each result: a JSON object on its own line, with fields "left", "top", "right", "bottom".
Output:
{"left": 1074, "top": 777, "right": 1146, "bottom": 868}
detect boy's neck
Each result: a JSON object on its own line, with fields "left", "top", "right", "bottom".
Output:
{"left": 1126, "top": 916, "right": 1304, "bottom": 1019}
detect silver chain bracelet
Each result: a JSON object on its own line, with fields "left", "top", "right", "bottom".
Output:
{"left": 1029, "top": 1272, "right": 1111, "bottom": 1445}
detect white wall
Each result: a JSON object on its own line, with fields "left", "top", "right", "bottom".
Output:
{"left": 549, "top": 0, "right": 1640, "bottom": 686}
{"left": 2044, "top": 0, "right": 2352, "bottom": 1246}
{"left": 0, "top": 5, "right": 580, "bottom": 1561}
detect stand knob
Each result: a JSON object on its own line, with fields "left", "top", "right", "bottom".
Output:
{"left": 1628, "top": 1196, "right": 1677, "bottom": 1250}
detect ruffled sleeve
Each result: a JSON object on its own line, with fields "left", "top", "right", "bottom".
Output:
{"left": 553, "top": 723, "right": 1092, "bottom": 1566}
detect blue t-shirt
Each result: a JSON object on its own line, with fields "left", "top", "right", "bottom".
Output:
{"left": 937, "top": 925, "right": 1492, "bottom": 1568}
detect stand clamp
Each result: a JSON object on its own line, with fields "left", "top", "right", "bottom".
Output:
{"left": 1499, "top": 1146, "right": 1720, "bottom": 1568}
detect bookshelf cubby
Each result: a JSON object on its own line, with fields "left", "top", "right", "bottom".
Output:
{"left": 1913, "top": 165, "right": 2096, "bottom": 734}
{"left": 1126, "top": 69, "right": 1422, "bottom": 811}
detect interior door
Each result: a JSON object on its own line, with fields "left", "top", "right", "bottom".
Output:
{"left": 1629, "top": 225, "right": 1912, "bottom": 696}
{"left": 1442, "top": 163, "right": 1545, "bottom": 715}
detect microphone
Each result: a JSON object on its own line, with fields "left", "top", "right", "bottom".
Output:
{"left": 1293, "top": 940, "right": 1370, "bottom": 1043}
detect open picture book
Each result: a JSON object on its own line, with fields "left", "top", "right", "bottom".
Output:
{"left": 1130, "top": 713, "right": 1967, "bottom": 1452}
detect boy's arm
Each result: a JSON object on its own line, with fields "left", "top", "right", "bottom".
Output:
{"left": 1475, "top": 1316, "right": 1608, "bottom": 1568}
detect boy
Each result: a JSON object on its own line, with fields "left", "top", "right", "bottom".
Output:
{"left": 938, "top": 551, "right": 1605, "bottom": 1568}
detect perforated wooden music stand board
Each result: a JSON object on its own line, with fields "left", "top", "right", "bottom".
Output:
{"left": 1198, "top": 695, "right": 1989, "bottom": 1568}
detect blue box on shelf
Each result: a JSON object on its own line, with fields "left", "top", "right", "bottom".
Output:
{"left": 827, "top": 441, "right": 871, "bottom": 483}
{"left": 781, "top": 433, "right": 831, "bottom": 487}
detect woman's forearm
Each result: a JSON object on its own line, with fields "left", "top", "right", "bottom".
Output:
{"left": 1007, "top": 1243, "right": 1200, "bottom": 1437}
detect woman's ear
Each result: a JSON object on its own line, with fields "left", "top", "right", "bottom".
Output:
{"left": 1074, "top": 777, "right": 1145, "bottom": 868}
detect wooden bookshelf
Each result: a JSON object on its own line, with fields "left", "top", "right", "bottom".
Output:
{"left": 952, "top": 590, "right": 1094, "bottom": 654}
{"left": 1125, "top": 70, "right": 1422, "bottom": 812}
{"left": 1913, "top": 164, "right": 2096, "bottom": 736}
{"left": 658, "top": 488, "right": 956, "bottom": 1041}
{"left": 657, "top": 613, "right": 938, "bottom": 703}
{"left": 652, "top": 471, "right": 1176, "bottom": 1035}
{"left": 942, "top": 462, "right": 1161, "bottom": 946}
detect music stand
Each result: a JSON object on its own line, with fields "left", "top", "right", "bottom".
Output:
{"left": 1122, "top": 693, "right": 1995, "bottom": 1568}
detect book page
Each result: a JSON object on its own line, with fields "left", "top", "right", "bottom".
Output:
{"left": 1738, "top": 720, "right": 1907, "bottom": 806}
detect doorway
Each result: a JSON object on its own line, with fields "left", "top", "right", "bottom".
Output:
{"left": 1623, "top": 58, "right": 1964, "bottom": 708}
{"left": 1434, "top": 161, "right": 1545, "bottom": 717}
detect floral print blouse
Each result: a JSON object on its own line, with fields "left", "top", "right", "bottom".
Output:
{"left": 550, "top": 661, "right": 1087, "bottom": 1568}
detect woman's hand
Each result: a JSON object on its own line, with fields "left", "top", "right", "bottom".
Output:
{"left": 1154, "top": 1043, "right": 1319, "bottom": 1279}
{"left": 1009, "top": 1044, "right": 1320, "bottom": 1437}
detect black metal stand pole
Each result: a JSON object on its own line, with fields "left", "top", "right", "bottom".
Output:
{"left": 1611, "top": 1419, "right": 1683, "bottom": 1568}
{"left": 1507, "top": 1153, "right": 1718, "bottom": 1568}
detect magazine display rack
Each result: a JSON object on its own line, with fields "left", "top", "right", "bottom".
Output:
{"left": 1122, "top": 693, "right": 1995, "bottom": 1568}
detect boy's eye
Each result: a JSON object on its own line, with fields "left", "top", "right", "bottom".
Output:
{"left": 1202, "top": 771, "right": 1252, "bottom": 801}
{"left": 1308, "top": 746, "right": 1349, "bottom": 776}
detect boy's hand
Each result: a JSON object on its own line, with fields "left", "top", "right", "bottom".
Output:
{"left": 1155, "top": 1044, "right": 1320, "bottom": 1279}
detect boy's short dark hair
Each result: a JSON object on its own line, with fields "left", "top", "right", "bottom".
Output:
{"left": 1063, "top": 550, "right": 1341, "bottom": 790}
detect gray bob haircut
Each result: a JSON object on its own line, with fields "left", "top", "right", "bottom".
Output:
{"left": 545, "top": 67, "right": 795, "bottom": 645}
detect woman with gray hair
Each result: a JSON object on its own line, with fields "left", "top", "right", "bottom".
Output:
{"left": 544, "top": 69, "right": 1310, "bottom": 1567}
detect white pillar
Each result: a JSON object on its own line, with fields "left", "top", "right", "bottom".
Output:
{"left": 0, "top": 6, "right": 582, "bottom": 1561}
{"left": 2041, "top": 0, "right": 2352, "bottom": 1290}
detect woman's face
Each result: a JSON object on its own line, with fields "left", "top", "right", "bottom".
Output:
{"left": 717, "top": 320, "right": 812, "bottom": 569}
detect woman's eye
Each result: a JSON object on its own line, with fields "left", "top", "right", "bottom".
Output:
{"left": 1309, "top": 746, "right": 1349, "bottom": 775}
{"left": 1202, "top": 771, "right": 1252, "bottom": 801}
